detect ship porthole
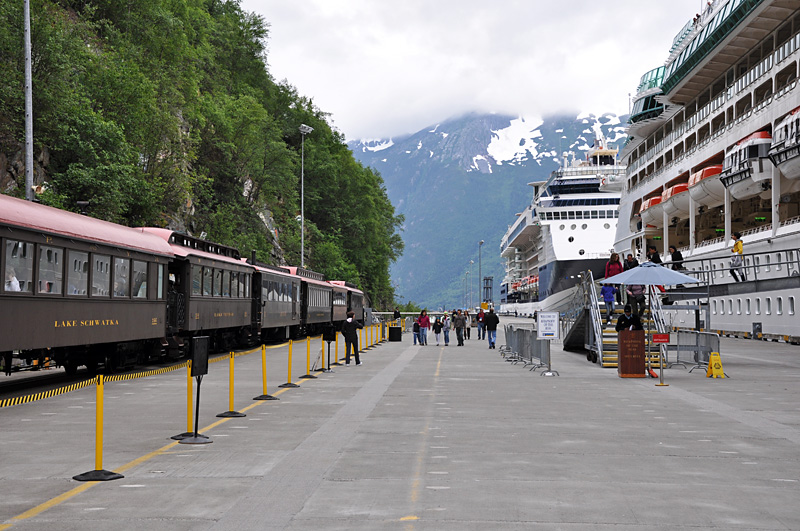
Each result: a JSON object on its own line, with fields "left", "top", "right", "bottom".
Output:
{"left": 559, "top": 224, "right": 565, "bottom": 230}
{"left": 582, "top": 224, "right": 588, "bottom": 230}
{"left": 604, "top": 223, "right": 610, "bottom": 229}
{"left": 579, "top": 249, "right": 585, "bottom": 255}
{"left": 568, "top": 236, "right": 575, "bottom": 242}
{"left": 570, "top": 224, "right": 577, "bottom": 230}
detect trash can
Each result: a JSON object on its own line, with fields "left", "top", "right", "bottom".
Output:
{"left": 389, "top": 326, "right": 402, "bottom": 342}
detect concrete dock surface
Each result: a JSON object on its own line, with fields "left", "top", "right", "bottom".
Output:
{"left": 1, "top": 318, "right": 799, "bottom": 530}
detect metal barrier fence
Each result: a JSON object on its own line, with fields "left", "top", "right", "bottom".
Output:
{"left": 499, "top": 324, "right": 557, "bottom": 375}
{"left": 668, "top": 330, "right": 720, "bottom": 372}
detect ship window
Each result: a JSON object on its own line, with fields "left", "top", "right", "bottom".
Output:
{"left": 746, "top": 299, "right": 751, "bottom": 315}
{"left": 582, "top": 224, "right": 588, "bottom": 230}
{"left": 712, "top": 300, "right": 717, "bottom": 314}
{"left": 756, "top": 298, "right": 761, "bottom": 315}
{"left": 568, "top": 211, "right": 575, "bottom": 219}
{"left": 777, "top": 297, "right": 783, "bottom": 315}
{"left": 579, "top": 249, "right": 585, "bottom": 255}
{"left": 790, "top": 297, "right": 795, "bottom": 315}
{"left": 736, "top": 299, "right": 742, "bottom": 315}
{"left": 559, "top": 224, "right": 565, "bottom": 230}
{"left": 607, "top": 210, "right": 615, "bottom": 218}
{"left": 727, "top": 299, "right": 733, "bottom": 315}
{"left": 754, "top": 256, "right": 760, "bottom": 273}
{"left": 604, "top": 223, "right": 611, "bottom": 229}
{"left": 584, "top": 211, "right": 590, "bottom": 219}
{"left": 765, "top": 255, "right": 770, "bottom": 272}
{"left": 776, "top": 253, "right": 782, "bottom": 271}
{"left": 568, "top": 237, "right": 575, "bottom": 243}
{"left": 591, "top": 211, "right": 599, "bottom": 218}
{"left": 766, "top": 297, "right": 772, "bottom": 315}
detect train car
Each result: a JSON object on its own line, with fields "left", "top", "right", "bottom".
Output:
{"left": 285, "top": 267, "right": 333, "bottom": 335}
{"left": 0, "top": 195, "right": 173, "bottom": 373}
{"left": 246, "top": 257, "right": 301, "bottom": 340}
{"left": 329, "top": 280, "right": 365, "bottom": 323}
{"left": 143, "top": 229, "right": 254, "bottom": 353}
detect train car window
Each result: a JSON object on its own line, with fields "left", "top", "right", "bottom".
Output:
{"left": 113, "top": 257, "right": 130, "bottom": 298}
{"left": 231, "top": 272, "right": 239, "bottom": 297}
{"left": 213, "top": 269, "right": 222, "bottom": 296}
{"left": 38, "top": 246, "right": 63, "bottom": 294}
{"left": 92, "top": 255, "right": 110, "bottom": 296}
{"left": 5, "top": 239, "right": 34, "bottom": 293}
{"left": 203, "top": 267, "right": 212, "bottom": 296}
{"left": 239, "top": 274, "right": 246, "bottom": 298}
{"left": 244, "top": 274, "right": 250, "bottom": 298}
{"left": 157, "top": 264, "right": 164, "bottom": 300}
{"left": 192, "top": 265, "right": 202, "bottom": 296}
{"left": 222, "top": 270, "right": 231, "bottom": 297}
{"left": 132, "top": 260, "right": 147, "bottom": 299}
{"left": 67, "top": 250, "right": 89, "bottom": 295}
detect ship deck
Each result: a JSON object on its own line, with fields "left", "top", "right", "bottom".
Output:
{"left": 2, "top": 322, "right": 800, "bottom": 530}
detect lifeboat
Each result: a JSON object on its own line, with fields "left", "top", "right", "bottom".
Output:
{"left": 769, "top": 106, "right": 800, "bottom": 180}
{"left": 720, "top": 131, "right": 773, "bottom": 200}
{"left": 661, "top": 183, "right": 690, "bottom": 218}
{"left": 639, "top": 196, "right": 663, "bottom": 227}
{"left": 688, "top": 165, "right": 724, "bottom": 206}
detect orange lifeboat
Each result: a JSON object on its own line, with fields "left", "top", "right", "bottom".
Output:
{"left": 639, "top": 196, "right": 663, "bottom": 227}
{"left": 661, "top": 183, "right": 690, "bottom": 218}
{"left": 688, "top": 165, "right": 724, "bottom": 206}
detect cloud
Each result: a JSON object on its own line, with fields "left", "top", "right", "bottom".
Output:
{"left": 243, "top": 0, "right": 701, "bottom": 139}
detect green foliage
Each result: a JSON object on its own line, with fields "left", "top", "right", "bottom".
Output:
{"left": 0, "top": 0, "right": 403, "bottom": 305}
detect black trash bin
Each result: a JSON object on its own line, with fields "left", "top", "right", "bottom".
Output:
{"left": 389, "top": 326, "right": 402, "bottom": 342}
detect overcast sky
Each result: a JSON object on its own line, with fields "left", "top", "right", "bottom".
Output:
{"left": 240, "top": 0, "right": 705, "bottom": 140}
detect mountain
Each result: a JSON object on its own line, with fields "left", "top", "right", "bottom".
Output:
{"left": 348, "top": 112, "right": 628, "bottom": 310}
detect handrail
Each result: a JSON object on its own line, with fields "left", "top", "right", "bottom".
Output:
{"left": 585, "top": 270, "right": 604, "bottom": 362}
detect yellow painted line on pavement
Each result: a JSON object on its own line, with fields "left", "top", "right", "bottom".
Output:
{"left": 0, "top": 378, "right": 301, "bottom": 529}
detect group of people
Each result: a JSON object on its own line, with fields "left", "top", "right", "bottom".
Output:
{"left": 411, "top": 308, "right": 500, "bottom": 349}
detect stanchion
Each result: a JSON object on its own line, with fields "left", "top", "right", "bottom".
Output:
{"left": 301, "top": 336, "right": 317, "bottom": 379}
{"left": 279, "top": 339, "right": 300, "bottom": 388}
{"left": 73, "top": 375, "right": 124, "bottom": 481}
{"left": 217, "top": 352, "right": 246, "bottom": 417}
{"left": 172, "top": 361, "right": 196, "bottom": 439}
{"left": 254, "top": 344, "right": 279, "bottom": 400}
{"left": 331, "top": 333, "right": 342, "bottom": 365}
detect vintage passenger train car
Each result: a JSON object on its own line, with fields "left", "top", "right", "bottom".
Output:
{"left": 0, "top": 194, "right": 365, "bottom": 374}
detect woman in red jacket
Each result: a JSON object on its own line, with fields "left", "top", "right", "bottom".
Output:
{"left": 605, "top": 253, "right": 624, "bottom": 303}
{"left": 417, "top": 309, "right": 431, "bottom": 345}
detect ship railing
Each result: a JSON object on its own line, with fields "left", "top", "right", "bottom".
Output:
{"left": 665, "top": 246, "right": 800, "bottom": 288}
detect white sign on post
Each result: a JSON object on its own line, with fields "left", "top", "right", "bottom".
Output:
{"left": 537, "top": 311, "right": 560, "bottom": 340}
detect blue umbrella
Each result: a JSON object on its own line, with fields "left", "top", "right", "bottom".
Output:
{"left": 603, "top": 261, "right": 702, "bottom": 286}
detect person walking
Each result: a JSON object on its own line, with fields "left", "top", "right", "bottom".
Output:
{"left": 412, "top": 318, "right": 421, "bottom": 345}
{"left": 730, "top": 232, "right": 745, "bottom": 281}
{"left": 432, "top": 317, "right": 443, "bottom": 346}
{"left": 464, "top": 310, "right": 471, "bottom": 340}
{"left": 605, "top": 253, "right": 624, "bottom": 303}
{"left": 484, "top": 308, "right": 500, "bottom": 349}
{"left": 341, "top": 310, "right": 364, "bottom": 365}
{"left": 453, "top": 310, "right": 466, "bottom": 346}
{"left": 476, "top": 308, "right": 486, "bottom": 340}
{"left": 418, "top": 310, "right": 430, "bottom": 345}
{"left": 442, "top": 314, "right": 450, "bottom": 346}
{"left": 393, "top": 307, "right": 401, "bottom": 326}
{"left": 647, "top": 245, "right": 662, "bottom": 264}
{"left": 626, "top": 284, "right": 646, "bottom": 318}
{"left": 668, "top": 245, "right": 684, "bottom": 270}
{"left": 600, "top": 283, "right": 617, "bottom": 325}
{"left": 623, "top": 253, "right": 639, "bottom": 271}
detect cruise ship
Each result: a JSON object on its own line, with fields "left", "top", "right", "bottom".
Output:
{"left": 616, "top": 0, "right": 800, "bottom": 340}
{"left": 499, "top": 137, "right": 626, "bottom": 314}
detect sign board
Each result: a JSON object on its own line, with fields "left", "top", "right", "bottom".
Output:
{"left": 652, "top": 333, "right": 670, "bottom": 344}
{"left": 537, "top": 311, "right": 560, "bottom": 340}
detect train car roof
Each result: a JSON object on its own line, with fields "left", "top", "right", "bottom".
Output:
{"left": 329, "top": 280, "right": 364, "bottom": 295}
{"left": 241, "top": 258, "right": 297, "bottom": 279}
{"left": 0, "top": 194, "right": 174, "bottom": 257}
{"left": 142, "top": 228, "right": 249, "bottom": 268}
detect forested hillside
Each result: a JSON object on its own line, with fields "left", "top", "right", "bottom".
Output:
{"left": 0, "top": 0, "right": 403, "bottom": 307}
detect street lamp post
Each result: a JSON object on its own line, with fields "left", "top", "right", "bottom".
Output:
{"left": 469, "top": 260, "right": 474, "bottom": 309}
{"left": 299, "top": 124, "right": 313, "bottom": 268}
{"left": 478, "top": 240, "right": 484, "bottom": 304}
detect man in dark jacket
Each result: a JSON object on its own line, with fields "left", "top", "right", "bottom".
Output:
{"left": 341, "top": 311, "right": 364, "bottom": 365}
{"left": 615, "top": 305, "right": 643, "bottom": 332}
{"left": 647, "top": 245, "right": 662, "bottom": 264}
{"left": 623, "top": 254, "right": 639, "bottom": 271}
{"left": 483, "top": 308, "right": 501, "bottom": 349}
{"left": 668, "top": 245, "right": 684, "bottom": 270}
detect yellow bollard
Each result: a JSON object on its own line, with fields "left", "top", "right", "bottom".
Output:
{"left": 332, "top": 333, "right": 341, "bottom": 365}
{"left": 301, "top": 336, "right": 317, "bottom": 379}
{"left": 217, "top": 352, "right": 245, "bottom": 417}
{"left": 254, "top": 344, "right": 278, "bottom": 400}
{"left": 72, "top": 375, "right": 123, "bottom": 481}
{"left": 280, "top": 340, "right": 299, "bottom": 387}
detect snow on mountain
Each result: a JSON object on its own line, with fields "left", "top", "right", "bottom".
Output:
{"left": 486, "top": 116, "right": 544, "bottom": 165}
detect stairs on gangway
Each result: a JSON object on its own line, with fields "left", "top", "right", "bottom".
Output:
{"left": 595, "top": 303, "right": 663, "bottom": 369}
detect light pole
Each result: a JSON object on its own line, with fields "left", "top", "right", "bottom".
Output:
{"left": 478, "top": 240, "right": 484, "bottom": 304}
{"left": 469, "top": 260, "right": 474, "bottom": 308}
{"left": 299, "top": 124, "right": 313, "bottom": 267}
{"left": 465, "top": 270, "right": 470, "bottom": 309}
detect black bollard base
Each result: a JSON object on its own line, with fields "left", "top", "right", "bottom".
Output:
{"left": 253, "top": 394, "right": 279, "bottom": 401}
{"left": 73, "top": 469, "right": 124, "bottom": 482}
{"left": 331, "top": 361, "right": 343, "bottom": 366}
{"left": 171, "top": 431, "right": 197, "bottom": 440}
{"left": 279, "top": 382, "right": 300, "bottom": 388}
{"left": 300, "top": 373, "right": 317, "bottom": 379}
{"left": 216, "top": 410, "right": 246, "bottom": 418}
{"left": 179, "top": 435, "right": 213, "bottom": 445}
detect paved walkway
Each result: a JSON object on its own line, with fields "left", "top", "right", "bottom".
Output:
{"left": 2, "top": 319, "right": 800, "bottom": 530}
